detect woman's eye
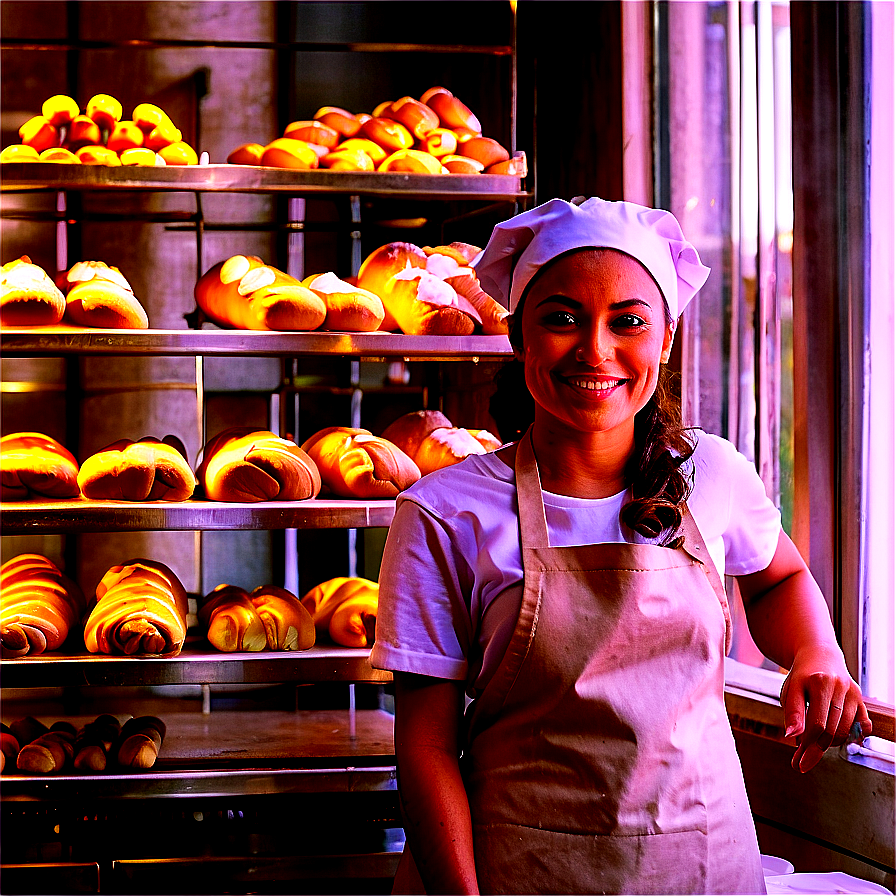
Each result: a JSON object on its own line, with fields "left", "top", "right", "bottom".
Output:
{"left": 542, "top": 310, "right": 578, "bottom": 327}
{"left": 613, "top": 313, "right": 647, "bottom": 329}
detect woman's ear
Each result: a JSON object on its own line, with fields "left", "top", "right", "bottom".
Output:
{"left": 660, "top": 322, "right": 675, "bottom": 364}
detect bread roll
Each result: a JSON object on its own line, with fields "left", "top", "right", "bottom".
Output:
{"left": 313, "top": 106, "right": 363, "bottom": 138}
{"left": 198, "top": 584, "right": 267, "bottom": 653}
{"left": 334, "top": 138, "right": 387, "bottom": 165}
{"left": 85, "top": 94, "right": 122, "bottom": 132}
{"left": 19, "top": 115, "right": 58, "bottom": 152}
{"left": 195, "top": 255, "right": 327, "bottom": 331}
{"left": 73, "top": 714, "right": 121, "bottom": 772}
{"left": 301, "top": 272, "right": 385, "bottom": 331}
{"left": 78, "top": 436, "right": 196, "bottom": 502}
{"left": 0, "top": 729, "right": 21, "bottom": 772}
{"left": 1, "top": 432, "right": 80, "bottom": 501}
{"left": 250, "top": 585, "right": 316, "bottom": 650}
{"left": 158, "top": 141, "right": 198, "bottom": 166}
{"left": 227, "top": 142, "right": 265, "bottom": 165}
{"left": 384, "top": 97, "right": 440, "bottom": 140}
{"left": 40, "top": 148, "right": 81, "bottom": 164}
{"left": 469, "top": 429, "right": 502, "bottom": 452}
{"left": 381, "top": 411, "right": 494, "bottom": 475}
{"left": 357, "top": 242, "right": 485, "bottom": 336}
{"left": 260, "top": 137, "right": 319, "bottom": 170}
{"left": 42, "top": 94, "right": 79, "bottom": 128}
{"left": 115, "top": 715, "right": 166, "bottom": 769}
{"left": 319, "top": 147, "right": 376, "bottom": 172}
{"left": 417, "top": 128, "right": 458, "bottom": 159}
{"left": 198, "top": 427, "right": 321, "bottom": 503}
{"left": 423, "top": 89, "right": 482, "bottom": 135}
{"left": 441, "top": 154, "right": 484, "bottom": 175}
{"left": 283, "top": 120, "right": 341, "bottom": 149}
{"left": 17, "top": 729, "right": 74, "bottom": 774}
{"left": 1, "top": 553, "right": 89, "bottom": 657}
{"left": 76, "top": 145, "right": 122, "bottom": 166}
{"left": 378, "top": 149, "right": 444, "bottom": 175}
{"left": 8, "top": 716, "right": 48, "bottom": 747}
{"left": 1, "top": 256, "right": 66, "bottom": 326}
{"left": 458, "top": 136, "right": 510, "bottom": 169}
{"left": 63, "top": 115, "right": 102, "bottom": 152}
{"left": 359, "top": 117, "right": 413, "bottom": 153}
{"left": 485, "top": 151, "right": 528, "bottom": 177}
{"left": 83, "top": 559, "right": 188, "bottom": 657}
{"left": 300, "top": 576, "right": 379, "bottom": 646}
{"left": 107, "top": 121, "right": 144, "bottom": 152}
{"left": 300, "top": 426, "right": 420, "bottom": 498}
{"left": 60, "top": 260, "right": 149, "bottom": 329}
{"left": 0, "top": 145, "right": 41, "bottom": 163}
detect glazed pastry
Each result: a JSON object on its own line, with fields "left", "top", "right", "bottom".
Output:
{"left": 0, "top": 553, "right": 90, "bottom": 658}
{"left": 198, "top": 584, "right": 267, "bottom": 652}
{"left": 301, "top": 272, "right": 385, "bottom": 332}
{"left": 83, "top": 558, "right": 189, "bottom": 657}
{"left": 0, "top": 256, "right": 66, "bottom": 326}
{"left": 0, "top": 432, "right": 80, "bottom": 501}
{"left": 300, "top": 426, "right": 420, "bottom": 499}
{"left": 59, "top": 260, "right": 149, "bottom": 329}
{"left": 78, "top": 436, "right": 196, "bottom": 502}
{"left": 250, "top": 585, "right": 316, "bottom": 651}
{"left": 195, "top": 255, "right": 327, "bottom": 331}
{"left": 300, "top": 575, "right": 379, "bottom": 648}
{"left": 198, "top": 427, "right": 321, "bottom": 503}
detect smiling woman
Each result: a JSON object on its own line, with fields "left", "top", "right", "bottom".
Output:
{"left": 370, "top": 196, "right": 872, "bottom": 896}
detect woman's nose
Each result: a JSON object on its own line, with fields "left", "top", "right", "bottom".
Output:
{"left": 575, "top": 328, "right": 611, "bottom": 365}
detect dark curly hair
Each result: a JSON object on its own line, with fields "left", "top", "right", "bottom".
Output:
{"left": 490, "top": 301, "right": 695, "bottom": 547}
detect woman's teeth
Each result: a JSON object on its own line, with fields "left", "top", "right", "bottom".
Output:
{"left": 569, "top": 378, "right": 623, "bottom": 391}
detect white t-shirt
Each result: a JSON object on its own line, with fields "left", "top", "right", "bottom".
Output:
{"left": 369, "top": 431, "right": 781, "bottom": 697}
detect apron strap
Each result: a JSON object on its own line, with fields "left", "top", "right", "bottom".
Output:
{"left": 677, "top": 504, "right": 733, "bottom": 654}
{"left": 515, "top": 426, "right": 551, "bottom": 548}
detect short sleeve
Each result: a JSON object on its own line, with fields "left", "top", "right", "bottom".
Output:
{"left": 369, "top": 496, "right": 474, "bottom": 680}
{"left": 689, "top": 433, "right": 782, "bottom": 577}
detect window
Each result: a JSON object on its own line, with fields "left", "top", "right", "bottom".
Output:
{"left": 652, "top": 0, "right": 894, "bottom": 703}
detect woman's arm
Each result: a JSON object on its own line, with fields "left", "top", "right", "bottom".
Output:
{"left": 736, "top": 529, "right": 873, "bottom": 773}
{"left": 393, "top": 672, "right": 479, "bottom": 895}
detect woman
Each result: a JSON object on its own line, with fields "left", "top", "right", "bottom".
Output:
{"left": 370, "top": 197, "right": 872, "bottom": 895}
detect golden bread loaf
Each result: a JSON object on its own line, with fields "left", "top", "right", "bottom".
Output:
{"left": 73, "top": 714, "right": 121, "bottom": 772}
{"left": 198, "top": 584, "right": 267, "bottom": 653}
{"left": 78, "top": 436, "right": 196, "bottom": 501}
{"left": 250, "top": 585, "right": 316, "bottom": 651}
{"left": 300, "top": 576, "right": 379, "bottom": 647}
{"left": 58, "top": 260, "right": 149, "bottom": 329}
{"left": 16, "top": 729, "right": 75, "bottom": 774}
{"left": 301, "top": 272, "right": 386, "bottom": 332}
{"left": 1, "top": 432, "right": 81, "bottom": 501}
{"left": 195, "top": 255, "right": 327, "bottom": 331}
{"left": 300, "top": 426, "right": 420, "bottom": 498}
{"left": 83, "top": 559, "right": 188, "bottom": 657}
{"left": 198, "top": 427, "right": 321, "bottom": 503}
{"left": 0, "top": 553, "right": 90, "bottom": 658}
{"left": 381, "top": 411, "right": 499, "bottom": 475}
{"left": 0, "top": 256, "right": 66, "bottom": 327}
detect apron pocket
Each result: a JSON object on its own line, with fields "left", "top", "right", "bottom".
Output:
{"left": 474, "top": 823, "right": 710, "bottom": 895}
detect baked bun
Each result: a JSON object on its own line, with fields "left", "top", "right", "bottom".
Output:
{"left": 1, "top": 432, "right": 80, "bottom": 501}
{"left": 195, "top": 255, "right": 327, "bottom": 331}
{"left": 301, "top": 272, "right": 385, "bottom": 331}
{"left": 423, "top": 88, "right": 482, "bottom": 135}
{"left": 227, "top": 143, "right": 265, "bottom": 165}
{"left": 300, "top": 426, "right": 420, "bottom": 498}
{"left": 357, "top": 242, "right": 489, "bottom": 336}
{"left": 300, "top": 576, "right": 379, "bottom": 648}
{"left": 458, "top": 136, "right": 510, "bottom": 169}
{"left": 1, "top": 554, "right": 90, "bottom": 658}
{"left": 198, "top": 427, "right": 321, "bottom": 503}
{"left": 283, "top": 120, "right": 341, "bottom": 149}
{"left": 1, "top": 257, "right": 66, "bottom": 327}
{"left": 78, "top": 436, "right": 196, "bottom": 502}
{"left": 59, "top": 260, "right": 149, "bottom": 329}
{"left": 198, "top": 584, "right": 267, "bottom": 653}
{"left": 84, "top": 558, "right": 188, "bottom": 657}
{"left": 381, "top": 411, "right": 499, "bottom": 475}
{"left": 250, "top": 585, "right": 316, "bottom": 651}
{"left": 383, "top": 97, "right": 440, "bottom": 140}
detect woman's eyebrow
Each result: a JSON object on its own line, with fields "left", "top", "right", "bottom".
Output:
{"left": 533, "top": 296, "right": 654, "bottom": 310}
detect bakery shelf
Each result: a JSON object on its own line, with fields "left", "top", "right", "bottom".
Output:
{"left": 0, "top": 327, "right": 513, "bottom": 360}
{"left": 0, "top": 163, "right": 527, "bottom": 200}
{"left": 0, "top": 497, "right": 396, "bottom": 534}
{"left": 0, "top": 643, "right": 390, "bottom": 688}
{"left": 0, "top": 708, "right": 396, "bottom": 800}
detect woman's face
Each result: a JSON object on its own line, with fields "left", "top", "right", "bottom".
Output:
{"left": 517, "top": 248, "right": 674, "bottom": 439}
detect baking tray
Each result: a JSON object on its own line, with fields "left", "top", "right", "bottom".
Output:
{"left": 0, "top": 162, "right": 526, "bottom": 200}
{"left": 0, "top": 327, "right": 513, "bottom": 359}
{"left": 0, "top": 643, "right": 391, "bottom": 688}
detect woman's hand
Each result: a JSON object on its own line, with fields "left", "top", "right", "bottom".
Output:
{"left": 780, "top": 642, "right": 873, "bottom": 773}
{"left": 737, "top": 530, "right": 873, "bottom": 773}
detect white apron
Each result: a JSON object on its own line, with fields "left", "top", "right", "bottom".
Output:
{"left": 458, "top": 430, "right": 765, "bottom": 894}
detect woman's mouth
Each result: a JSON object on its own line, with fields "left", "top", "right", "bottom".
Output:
{"left": 562, "top": 375, "right": 628, "bottom": 395}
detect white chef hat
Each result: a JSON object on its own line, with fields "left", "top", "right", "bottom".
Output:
{"left": 473, "top": 196, "right": 711, "bottom": 320}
